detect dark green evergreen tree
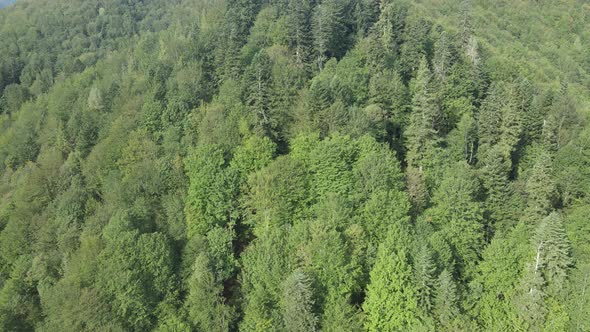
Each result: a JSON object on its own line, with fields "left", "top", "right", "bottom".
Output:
{"left": 414, "top": 244, "right": 437, "bottom": 313}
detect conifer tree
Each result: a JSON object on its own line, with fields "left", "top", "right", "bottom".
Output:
{"left": 374, "top": 1, "right": 407, "bottom": 55}
{"left": 478, "top": 82, "right": 523, "bottom": 171}
{"left": 244, "top": 50, "right": 274, "bottom": 136}
{"left": 288, "top": 0, "right": 313, "bottom": 69}
{"left": 398, "top": 16, "right": 431, "bottom": 80}
{"left": 320, "top": 294, "right": 363, "bottom": 332}
{"left": 312, "top": 0, "right": 347, "bottom": 70}
{"left": 514, "top": 264, "right": 547, "bottom": 331}
{"left": 479, "top": 144, "right": 512, "bottom": 229}
{"left": 87, "top": 85, "right": 104, "bottom": 111}
{"left": 524, "top": 152, "right": 557, "bottom": 222}
{"left": 541, "top": 115, "right": 559, "bottom": 155}
{"left": 534, "top": 213, "right": 572, "bottom": 296}
{"left": 186, "top": 254, "right": 233, "bottom": 332}
{"left": 432, "top": 31, "right": 454, "bottom": 82}
{"left": 434, "top": 269, "right": 459, "bottom": 329}
{"left": 427, "top": 162, "right": 484, "bottom": 278}
{"left": 414, "top": 244, "right": 437, "bottom": 313}
{"left": 282, "top": 269, "right": 318, "bottom": 332}
{"left": 459, "top": 0, "right": 473, "bottom": 49}
{"left": 405, "top": 56, "right": 442, "bottom": 170}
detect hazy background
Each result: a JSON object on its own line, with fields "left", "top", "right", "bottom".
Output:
{"left": 0, "top": 0, "right": 15, "bottom": 9}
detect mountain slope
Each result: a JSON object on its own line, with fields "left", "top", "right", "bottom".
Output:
{"left": 0, "top": 0, "right": 588, "bottom": 330}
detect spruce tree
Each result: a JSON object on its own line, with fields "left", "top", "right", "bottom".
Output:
{"left": 534, "top": 212, "right": 573, "bottom": 296}
{"left": 479, "top": 144, "right": 512, "bottom": 230}
{"left": 405, "top": 56, "right": 442, "bottom": 171}
{"left": 398, "top": 16, "right": 431, "bottom": 80}
{"left": 433, "top": 269, "right": 459, "bottom": 329}
{"left": 524, "top": 152, "right": 557, "bottom": 223}
{"left": 186, "top": 254, "right": 233, "bottom": 332}
{"left": 312, "top": 0, "right": 346, "bottom": 70}
{"left": 282, "top": 269, "right": 318, "bottom": 332}
{"left": 432, "top": 31, "right": 454, "bottom": 82}
{"left": 244, "top": 50, "right": 274, "bottom": 136}
{"left": 288, "top": 0, "right": 313, "bottom": 69}
{"left": 514, "top": 264, "right": 547, "bottom": 331}
{"left": 427, "top": 162, "right": 484, "bottom": 278}
{"left": 414, "top": 244, "right": 437, "bottom": 313}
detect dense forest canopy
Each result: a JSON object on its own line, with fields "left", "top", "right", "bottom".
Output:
{"left": 0, "top": 0, "right": 589, "bottom": 330}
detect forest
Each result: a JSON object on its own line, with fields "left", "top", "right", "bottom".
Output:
{"left": 0, "top": 0, "right": 589, "bottom": 331}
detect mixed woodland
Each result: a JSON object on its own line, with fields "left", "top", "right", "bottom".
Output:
{"left": 0, "top": 0, "right": 589, "bottom": 330}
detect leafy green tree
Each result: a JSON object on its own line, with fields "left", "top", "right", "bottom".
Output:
{"left": 470, "top": 224, "right": 529, "bottom": 331}
{"left": 206, "top": 226, "right": 238, "bottom": 283}
{"left": 308, "top": 134, "right": 357, "bottom": 199}
{"left": 97, "top": 218, "right": 176, "bottom": 331}
{"left": 230, "top": 134, "right": 276, "bottom": 178}
{"left": 0, "top": 257, "right": 42, "bottom": 331}
{"left": 240, "top": 225, "right": 289, "bottom": 332}
{"left": 359, "top": 190, "right": 411, "bottom": 246}
{"left": 1, "top": 84, "right": 30, "bottom": 114}
{"left": 363, "top": 229, "right": 420, "bottom": 331}
{"left": 425, "top": 162, "right": 484, "bottom": 279}
{"left": 352, "top": 136, "right": 404, "bottom": 202}
{"left": 184, "top": 144, "right": 239, "bottom": 237}
{"left": 245, "top": 155, "right": 309, "bottom": 234}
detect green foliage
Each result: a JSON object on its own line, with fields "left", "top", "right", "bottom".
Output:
{"left": 424, "top": 162, "right": 484, "bottom": 279}
{"left": 186, "top": 253, "right": 233, "bottom": 332}
{"left": 98, "top": 220, "right": 176, "bottom": 331}
{"left": 405, "top": 56, "right": 442, "bottom": 170}
{"left": 433, "top": 269, "right": 460, "bottom": 330}
{"left": 0, "top": 0, "right": 588, "bottom": 330}
{"left": 363, "top": 231, "right": 420, "bottom": 331}
{"left": 185, "top": 144, "right": 239, "bottom": 237}
{"left": 534, "top": 212, "right": 572, "bottom": 296}
{"left": 282, "top": 269, "right": 318, "bottom": 332}
{"left": 414, "top": 244, "right": 436, "bottom": 313}
{"left": 245, "top": 155, "right": 309, "bottom": 233}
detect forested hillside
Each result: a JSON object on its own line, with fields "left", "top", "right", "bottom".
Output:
{"left": 0, "top": 0, "right": 589, "bottom": 331}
